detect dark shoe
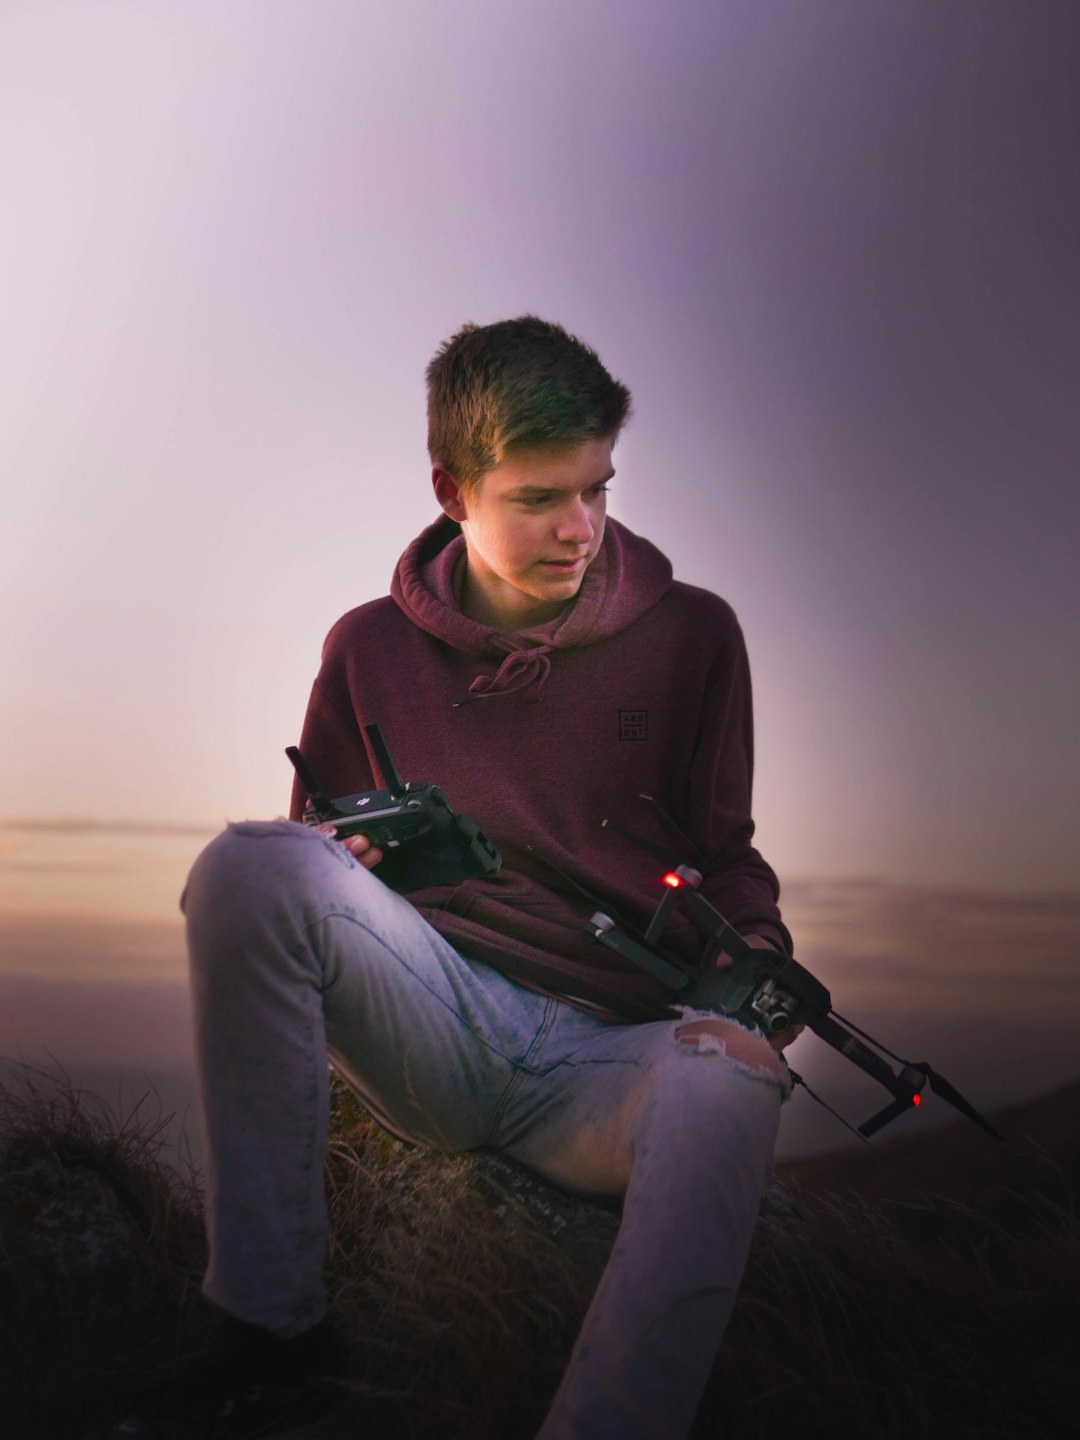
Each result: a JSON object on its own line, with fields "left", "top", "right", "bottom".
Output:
{"left": 100, "top": 1319, "right": 348, "bottom": 1439}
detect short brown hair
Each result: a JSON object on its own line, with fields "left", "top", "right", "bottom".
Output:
{"left": 426, "top": 315, "right": 632, "bottom": 489}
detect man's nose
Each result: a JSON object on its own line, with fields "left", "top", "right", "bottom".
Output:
{"left": 555, "top": 499, "right": 594, "bottom": 544}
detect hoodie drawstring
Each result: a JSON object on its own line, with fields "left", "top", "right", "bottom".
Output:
{"left": 454, "top": 641, "right": 555, "bottom": 706}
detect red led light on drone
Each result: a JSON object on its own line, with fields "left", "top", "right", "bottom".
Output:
{"left": 662, "top": 872, "right": 682, "bottom": 888}
{"left": 912, "top": 1094, "right": 921, "bottom": 1107}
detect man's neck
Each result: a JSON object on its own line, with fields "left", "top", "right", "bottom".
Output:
{"left": 458, "top": 564, "right": 569, "bottom": 632}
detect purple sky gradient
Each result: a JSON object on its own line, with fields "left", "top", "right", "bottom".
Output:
{"left": 2, "top": 1, "right": 1078, "bottom": 1153}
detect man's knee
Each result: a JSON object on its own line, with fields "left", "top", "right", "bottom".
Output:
{"left": 183, "top": 820, "right": 322, "bottom": 918}
{"left": 673, "top": 1016, "right": 787, "bottom": 1085}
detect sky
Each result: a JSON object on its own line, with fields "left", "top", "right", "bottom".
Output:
{"left": 1, "top": 0, "right": 1078, "bottom": 1161}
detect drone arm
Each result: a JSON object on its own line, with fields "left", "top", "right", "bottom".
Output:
{"left": 682, "top": 894, "right": 755, "bottom": 959}
{"left": 808, "top": 1012, "right": 924, "bottom": 1110}
{"left": 586, "top": 914, "right": 694, "bottom": 991}
{"left": 858, "top": 1098, "right": 915, "bottom": 1138}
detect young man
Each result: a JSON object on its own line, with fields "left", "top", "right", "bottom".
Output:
{"left": 174, "top": 317, "right": 795, "bottom": 1440}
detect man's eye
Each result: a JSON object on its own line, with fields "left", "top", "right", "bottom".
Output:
{"left": 517, "top": 484, "right": 608, "bottom": 508}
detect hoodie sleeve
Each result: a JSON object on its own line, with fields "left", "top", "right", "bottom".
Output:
{"left": 685, "top": 614, "right": 793, "bottom": 958}
{"left": 288, "top": 630, "right": 377, "bottom": 820}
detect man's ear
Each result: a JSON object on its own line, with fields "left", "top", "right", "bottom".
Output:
{"left": 432, "top": 466, "right": 469, "bottom": 523}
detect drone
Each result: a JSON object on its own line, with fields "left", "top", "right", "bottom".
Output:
{"left": 538, "top": 795, "right": 1002, "bottom": 1145}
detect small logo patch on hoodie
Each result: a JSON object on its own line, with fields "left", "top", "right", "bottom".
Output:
{"left": 619, "top": 709, "right": 648, "bottom": 741}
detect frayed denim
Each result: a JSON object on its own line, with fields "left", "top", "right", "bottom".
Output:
{"left": 183, "top": 819, "right": 789, "bottom": 1440}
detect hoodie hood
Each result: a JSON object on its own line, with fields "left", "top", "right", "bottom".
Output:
{"left": 390, "top": 515, "right": 673, "bottom": 702}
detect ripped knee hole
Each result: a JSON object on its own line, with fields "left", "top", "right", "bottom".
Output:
{"left": 674, "top": 1018, "right": 786, "bottom": 1080}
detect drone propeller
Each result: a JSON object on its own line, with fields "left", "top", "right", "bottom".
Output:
{"left": 916, "top": 1062, "right": 1003, "bottom": 1141}
{"left": 637, "top": 794, "right": 702, "bottom": 865}
{"left": 600, "top": 817, "right": 671, "bottom": 863}
{"left": 524, "top": 845, "right": 614, "bottom": 913}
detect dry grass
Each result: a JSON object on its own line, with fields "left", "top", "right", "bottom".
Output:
{"left": 0, "top": 1066, "right": 215, "bottom": 1437}
{"left": 318, "top": 1083, "right": 598, "bottom": 1438}
{"left": 701, "top": 1180, "right": 1080, "bottom": 1439}
{"left": 1, "top": 1067, "right": 1078, "bottom": 1439}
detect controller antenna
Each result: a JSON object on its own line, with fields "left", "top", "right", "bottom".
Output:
{"left": 364, "top": 723, "right": 406, "bottom": 800}
{"left": 284, "top": 747, "right": 336, "bottom": 820}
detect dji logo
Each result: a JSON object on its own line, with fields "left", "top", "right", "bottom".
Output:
{"left": 619, "top": 709, "right": 648, "bottom": 742}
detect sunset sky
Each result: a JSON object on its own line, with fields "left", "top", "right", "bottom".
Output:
{"left": 2, "top": 0, "right": 1077, "bottom": 1160}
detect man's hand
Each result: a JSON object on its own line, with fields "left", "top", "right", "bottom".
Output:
{"left": 315, "top": 823, "right": 384, "bottom": 870}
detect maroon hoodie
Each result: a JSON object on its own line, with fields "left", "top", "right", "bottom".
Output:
{"left": 290, "top": 514, "right": 790, "bottom": 1020}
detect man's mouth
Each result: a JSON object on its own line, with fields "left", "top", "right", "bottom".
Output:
{"left": 540, "top": 557, "right": 587, "bottom": 571}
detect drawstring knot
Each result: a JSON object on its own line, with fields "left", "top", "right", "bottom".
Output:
{"left": 455, "top": 639, "right": 555, "bottom": 705}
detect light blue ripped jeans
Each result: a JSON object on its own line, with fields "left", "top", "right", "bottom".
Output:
{"left": 182, "top": 819, "right": 791, "bottom": 1440}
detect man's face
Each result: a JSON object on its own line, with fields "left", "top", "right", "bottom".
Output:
{"left": 433, "top": 437, "right": 614, "bottom": 631}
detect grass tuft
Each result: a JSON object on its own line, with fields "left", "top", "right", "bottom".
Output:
{"left": 0, "top": 1064, "right": 213, "bottom": 1437}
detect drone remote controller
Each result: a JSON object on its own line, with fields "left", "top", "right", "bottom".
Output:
{"left": 285, "top": 725, "right": 501, "bottom": 892}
